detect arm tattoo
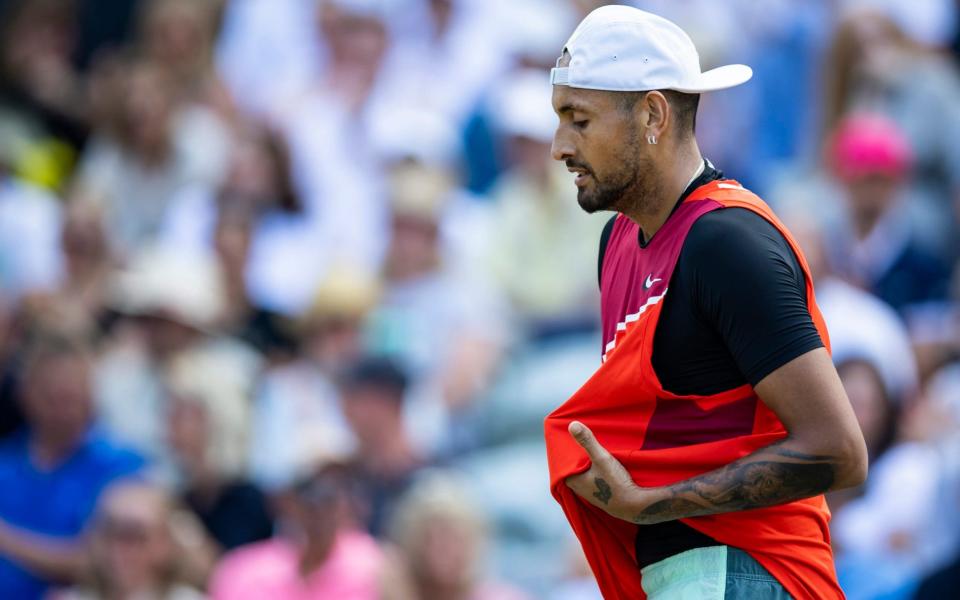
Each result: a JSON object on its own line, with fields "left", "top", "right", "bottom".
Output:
{"left": 593, "top": 478, "right": 613, "bottom": 505}
{"left": 634, "top": 442, "right": 835, "bottom": 524}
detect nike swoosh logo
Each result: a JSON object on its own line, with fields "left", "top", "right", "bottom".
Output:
{"left": 644, "top": 275, "right": 662, "bottom": 289}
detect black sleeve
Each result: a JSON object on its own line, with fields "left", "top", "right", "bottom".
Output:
{"left": 681, "top": 209, "right": 824, "bottom": 386}
{"left": 597, "top": 215, "right": 617, "bottom": 288}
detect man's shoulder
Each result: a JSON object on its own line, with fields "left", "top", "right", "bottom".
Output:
{"left": 0, "top": 431, "right": 28, "bottom": 466}
{"left": 75, "top": 431, "right": 144, "bottom": 475}
{"left": 683, "top": 207, "right": 791, "bottom": 263}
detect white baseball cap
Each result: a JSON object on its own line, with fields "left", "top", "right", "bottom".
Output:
{"left": 550, "top": 5, "right": 752, "bottom": 93}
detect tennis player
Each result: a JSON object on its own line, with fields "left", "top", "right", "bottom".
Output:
{"left": 543, "top": 6, "right": 867, "bottom": 599}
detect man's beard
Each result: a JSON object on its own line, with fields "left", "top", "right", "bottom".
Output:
{"left": 576, "top": 169, "right": 639, "bottom": 213}
{"left": 575, "top": 152, "right": 653, "bottom": 215}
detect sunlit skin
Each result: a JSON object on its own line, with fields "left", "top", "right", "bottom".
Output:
{"left": 550, "top": 80, "right": 704, "bottom": 241}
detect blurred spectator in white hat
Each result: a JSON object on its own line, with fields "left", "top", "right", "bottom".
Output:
{"left": 381, "top": 471, "right": 530, "bottom": 600}
{"left": 164, "top": 354, "right": 274, "bottom": 553}
{"left": 52, "top": 479, "right": 213, "bottom": 600}
{"left": 485, "top": 69, "right": 607, "bottom": 337}
{"left": 209, "top": 462, "right": 384, "bottom": 600}
{"left": 93, "top": 246, "right": 261, "bottom": 470}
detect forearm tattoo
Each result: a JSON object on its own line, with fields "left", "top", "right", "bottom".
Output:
{"left": 635, "top": 443, "right": 836, "bottom": 524}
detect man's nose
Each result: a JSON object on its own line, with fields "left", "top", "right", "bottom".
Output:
{"left": 551, "top": 129, "right": 574, "bottom": 162}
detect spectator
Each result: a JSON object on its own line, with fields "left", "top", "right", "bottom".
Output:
{"left": 911, "top": 363, "right": 960, "bottom": 599}
{"left": 0, "top": 335, "right": 142, "bottom": 599}
{"left": 95, "top": 246, "right": 261, "bottom": 468}
{"left": 53, "top": 201, "right": 112, "bottom": 322}
{"left": 822, "top": 9, "right": 960, "bottom": 257}
{"left": 165, "top": 359, "right": 273, "bottom": 553}
{"left": 831, "top": 357, "right": 960, "bottom": 599}
{"left": 138, "top": 0, "right": 235, "bottom": 121}
{"left": 340, "top": 356, "right": 425, "bottom": 537}
{"left": 0, "top": 0, "right": 89, "bottom": 158}
{"left": 159, "top": 123, "right": 325, "bottom": 322}
{"left": 369, "top": 164, "right": 507, "bottom": 455}
{"left": 209, "top": 462, "right": 383, "bottom": 600}
{"left": 247, "top": 267, "right": 377, "bottom": 492}
{"left": 51, "top": 479, "right": 209, "bottom": 600}
{"left": 825, "top": 112, "right": 951, "bottom": 313}
{"left": 382, "top": 471, "right": 529, "bottom": 600}
{"left": 268, "top": 0, "right": 393, "bottom": 290}
{"left": 72, "top": 57, "right": 230, "bottom": 256}
{"left": 485, "top": 69, "right": 606, "bottom": 336}
{"left": 0, "top": 129, "right": 64, "bottom": 302}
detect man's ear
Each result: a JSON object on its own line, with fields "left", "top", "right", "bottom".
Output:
{"left": 640, "top": 91, "right": 670, "bottom": 139}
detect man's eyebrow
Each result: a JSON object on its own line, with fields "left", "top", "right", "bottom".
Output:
{"left": 556, "top": 102, "right": 590, "bottom": 115}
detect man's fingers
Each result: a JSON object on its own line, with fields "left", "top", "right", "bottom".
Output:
{"left": 569, "top": 421, "right": 607, "bottom": 459}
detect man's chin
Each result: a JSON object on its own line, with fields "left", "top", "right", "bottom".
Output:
{"left": 577, "top": 189, "right": 612, "bottom": 214}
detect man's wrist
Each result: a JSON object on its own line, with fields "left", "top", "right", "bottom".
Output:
{"left": 623, "top": 486, "right": 673, "bottom": 525}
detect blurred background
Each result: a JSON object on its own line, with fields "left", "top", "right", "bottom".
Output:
{"left": 0, "top": 0, "right": 958, "bottom": 598}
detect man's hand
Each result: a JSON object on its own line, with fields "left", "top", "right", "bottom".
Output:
{"left": 564, "top": 421, "right": 649, "bottom": 522}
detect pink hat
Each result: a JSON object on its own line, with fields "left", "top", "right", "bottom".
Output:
{"left": 829, "top": 113, "right": 913, "bottom": 182}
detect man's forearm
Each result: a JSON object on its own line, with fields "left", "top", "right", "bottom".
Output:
{"left": 0, "top": 521, "right": 88, "bottom": 582}
{"left": 629, "top": 439, "right": 837, "bottom": 525}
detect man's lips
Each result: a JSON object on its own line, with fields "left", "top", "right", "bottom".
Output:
{"left": 567, "top": 166, "right": 592, "bottom": 187}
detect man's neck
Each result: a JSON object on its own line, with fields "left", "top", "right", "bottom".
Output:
{"left": 29, "top": 431, "right": 84, "bottom": 470}
{"left": 624, "top": 143, "right": 704, "bottom": 241}
{"left": 360, "top": 431, "right": 419, "bottom": 477}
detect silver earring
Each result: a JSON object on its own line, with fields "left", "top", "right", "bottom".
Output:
{"left": 647, "top": 134, "right": 658, "bottom": 145}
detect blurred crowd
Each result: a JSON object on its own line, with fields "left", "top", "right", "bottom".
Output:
{"left": 0, "top": 0, "right": 959, "bottom": 599}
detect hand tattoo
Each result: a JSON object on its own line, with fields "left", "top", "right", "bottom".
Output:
{"left": 634, "top": 443, "right": 836, "bottom": 524}
{"left": 593, "top": 477, "right": 613, "bottom": 505}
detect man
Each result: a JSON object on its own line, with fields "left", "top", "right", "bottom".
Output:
{"left": 542, "top": 7, "right": 867, "bottom": 599}
{"left": 0, "top": 335, "right": 143, "bottom": 599}
{"left": 339, "top": 356, "right": 425, "bottom": 536}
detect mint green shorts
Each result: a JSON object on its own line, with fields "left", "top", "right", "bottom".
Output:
{"left": 640, "top": 545, "right": 792, "bottom": 599}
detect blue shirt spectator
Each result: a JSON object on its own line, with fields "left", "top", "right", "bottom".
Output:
{"left": 0, "top": 337, "right": 142, "bottom": 599}
{"left": 0, "top": 428, "right": 142, "bottom": 599}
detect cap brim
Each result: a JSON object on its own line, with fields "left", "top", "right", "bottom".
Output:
{"left": 671, "top": 64, "right": 753, "bottom": 93}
